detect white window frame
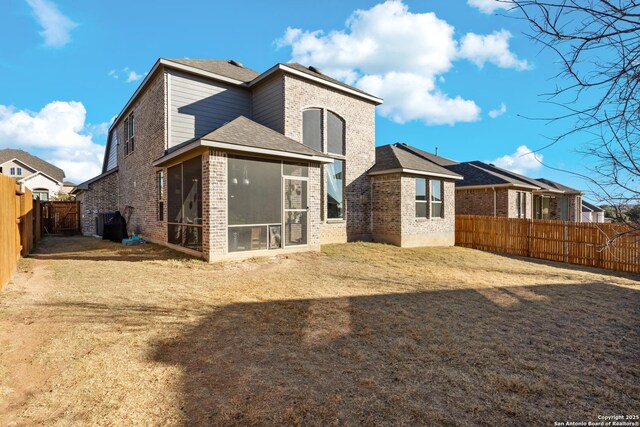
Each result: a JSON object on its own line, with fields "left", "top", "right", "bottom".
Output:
{"left": 415, "top": 177, "right": 428, "bottom": 218}
{"left": 430, "top": 179, "right": 444, "bottom": 219}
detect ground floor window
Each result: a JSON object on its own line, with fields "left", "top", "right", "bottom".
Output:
{"left": 415, "top": 178, "right": 444, "bottom": 218}
{"left": 515, "top": 191, "right": 527, "bottom": 218}
{"left": 228, "top": 156, "right": 308, "bottom": 253}
{"left": 167, "top": 156, "right": 202, "bottom": 251}
{"left": 431, "top": 179, "right": 443, "bottom": 218}
{"left": 326, "top": 160, "right": 344, "bottom": 219}
{"left": 533, "top": 195, "right": 550, "bottom": 220}
{"left": 33, "top": 189, "right": 49, "bottom": 201}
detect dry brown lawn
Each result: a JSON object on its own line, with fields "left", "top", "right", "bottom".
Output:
{"left": 0, "top": 236, "right": 638, "bottom": 426}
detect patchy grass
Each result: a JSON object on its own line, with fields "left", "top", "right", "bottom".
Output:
{"left": 0, "top": 236, "right": 638, "bottom": 426}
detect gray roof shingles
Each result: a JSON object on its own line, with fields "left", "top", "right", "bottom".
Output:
{"left": 0, "top": 149, "right": 65, "bottom": 182}
{"left": 165, "top": 59, "right": 260, "bottom": 83}
{"left": 536, "top": 178, "right": 581, "bottom": 193}
{"left": 370, "top": 144, "right": 462, "bottom": 179}
{"left": 199, "top": 116, "right": 327, "bottom": 158}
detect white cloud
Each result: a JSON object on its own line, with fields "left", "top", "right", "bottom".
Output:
{"left": 491, "top": 145, "right": 543, "bottom": 174}
{"left": 459, "top": 30, "right": 530, "bottom": 70}
{"left": 459, "top": 30, "right": 531, "bottom": 71}
{"left": 467, "top": 0, "right": 513, "bottom": 14}
{"left": 0, "top": 101, "right": 106, "bottom": 182}
{"left": 488, "top": 103, "right": 507, "bottom": 118}
{"left": 110, "top": 67, "right": 146, "bottom": 83}
{"left": 277, "top": 1, "right": 529, "bottom": 126}
{"left": 26, "top": 0, "right": 77, "bottom": 48}
{"left": 126, "top": 70, "right": 144, "bottom": 83}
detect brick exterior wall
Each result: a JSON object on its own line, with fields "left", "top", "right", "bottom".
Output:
{"left": 371, "top": 174, "right": 402, "bottom": 245}
{"left": 549, "top": 194, "right": 582, "bottom": 222}
{"left": 282, "top": 74, "right": 376, "bottom": 243}
{"left": 455, "top": 188, "right": 533, "bottom": 219}
{"left": 77, "top": 170, "right": 119, "bottom": 236}
{"left": 400, "top": 175, "right": 456, "bottom": 247}
{"left": 506, "top": 189, "right": 533, "bottom": 219}
{"left": 371, "top": 174, "right": 455, "bottom": 247}
{"left": 114, "top": 71, "right": 167, "bottom": 240}
{"left": 203, "top": 150, "right": 227, "bottom": 259}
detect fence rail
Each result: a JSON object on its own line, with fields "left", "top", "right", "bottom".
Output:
{"left": 0, "top": 175, "right": 37, "bottom": 290}
{"left": 455, "top": 215, "right": 640, "bottom": 274}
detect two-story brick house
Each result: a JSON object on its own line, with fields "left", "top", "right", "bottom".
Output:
{"left": 76, "top": 58, "right": 461, "bottom": 260}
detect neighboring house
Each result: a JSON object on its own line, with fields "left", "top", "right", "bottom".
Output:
{"left": 77, "top": 58, "right": 460, "bottom": 260}
{"left": 426, "top": 160, "right": 584, "bottom": 221}
{"left": 582, "top": 200, "right": 605, "bottom": 223}
{"left": 0, "top": 149, "right": 66, "bottom": 201}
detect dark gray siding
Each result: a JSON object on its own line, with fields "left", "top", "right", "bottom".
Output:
{"left": 168, "top": 70, "right": 252, "bottom": 148}
{"left": 251, "top": 77, "right": 284, "bottom": 133}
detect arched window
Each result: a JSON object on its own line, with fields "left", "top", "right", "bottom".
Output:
{"left": 327, "top": 111, "right": 345, "bottom": 155}
{"left": 302, "top": 109, "right": 322, "bottom": 151}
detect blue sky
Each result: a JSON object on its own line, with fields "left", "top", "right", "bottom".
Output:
{"left": 0, "top": 0, "right": 595, "bottom": 198}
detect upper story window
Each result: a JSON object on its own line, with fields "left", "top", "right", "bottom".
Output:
{"left": 10, "top": 167, "right": 15, "bottom": 176}
{"left": 302, "top": 109, "right": 322, "bottom": 151}
{"left": 327, "top": 111, "right": 345, "bottom": 155}
{"left": 124, "top": 113, "right": 135, "bottom": 155}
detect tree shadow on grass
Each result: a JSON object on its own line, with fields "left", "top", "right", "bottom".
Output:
{"left": 152, "top": 283, "right": 640, "bottom": 426}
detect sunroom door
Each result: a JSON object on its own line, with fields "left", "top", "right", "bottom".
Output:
{"left": 283, "top": 178, "right": 308, "bottom": 246}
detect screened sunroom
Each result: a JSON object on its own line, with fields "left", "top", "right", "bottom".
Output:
{"left": 153, "top": 116, "right": 331, "bottom": 260}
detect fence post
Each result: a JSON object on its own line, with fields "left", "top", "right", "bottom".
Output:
{"left": 563, "top": 222, "right": 569, "bottom": 263}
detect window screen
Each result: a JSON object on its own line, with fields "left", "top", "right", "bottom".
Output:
{"left": 302, "top": 109, "right": 322, "bottom": 151}
{"left": 327, "top": 111, "right": 345, "bottom": 155}
{"left": 167, "top": 156, "right": 202, "bottom": 251}
{"left": 228, "top": 156, "right": 281, "bottom": 225}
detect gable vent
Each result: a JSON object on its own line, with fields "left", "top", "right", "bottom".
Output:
{"left": 229, "top": 60, "right": 244, "bottom": 67}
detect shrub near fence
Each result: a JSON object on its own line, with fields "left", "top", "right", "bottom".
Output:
{"left": 0, "top": 174, "right": 35, "bottom": 291}
{"left": 456, "top": 215, "right": 640, "bottom": 274}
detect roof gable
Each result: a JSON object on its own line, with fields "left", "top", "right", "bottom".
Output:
{"left": 0, "top": 149, "right": 65, "bottom": 182}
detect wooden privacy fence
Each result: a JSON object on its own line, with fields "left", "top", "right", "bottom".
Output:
{"left": 456, "top": 215, "right": 640, "bottom": 274}
{"left": 41, "top": 201, "right": 80, "bottom": 235}
{"left": 0, "top": 175, "right": 37, "bottom": 290}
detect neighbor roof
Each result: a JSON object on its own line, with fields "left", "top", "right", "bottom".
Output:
{"left": 369, "top": 144, "right": 463, "bottom": 180}
{"left": 165, "top": 59, "right": 260, "bottom": 83}
{"left": 0, "top": 149, "right": 65, "bottom": 182}
{"left": 446, "top": 162, "right": 540, "bottom": 189}
{"left": 536, "top": 178, "right": 581, "bottom": 194}
{"left": 154, "top": 116, "right": 333, "bottom": 166}
{"left": 447, "top": 161, "right": 563, "bottom": 192}
{"left": 582, "top": 200, "right": 604, "bottom": 212}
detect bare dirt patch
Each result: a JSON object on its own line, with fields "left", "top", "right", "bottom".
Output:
{"left": 0, "top": 236, "right": 638, "bottom": 426}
